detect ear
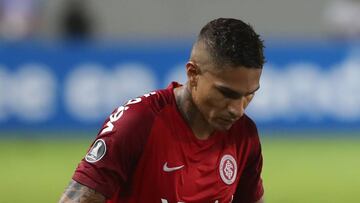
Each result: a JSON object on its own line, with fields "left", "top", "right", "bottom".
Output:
{"left": 186, "top": 61, "right": 200, "bottom": 87}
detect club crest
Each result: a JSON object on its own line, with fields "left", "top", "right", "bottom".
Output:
{"left": 219, "top": 154, "right": 237, "bottom": 185}
{"left": 85, "top": 139, "right": 106, "bottom": 163}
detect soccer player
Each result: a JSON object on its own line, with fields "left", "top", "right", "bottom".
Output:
{"left": 59, "top": 18, "right": 265, "bottom": 203}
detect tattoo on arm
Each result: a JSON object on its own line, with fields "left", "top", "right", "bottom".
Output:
{"left": 59, "top": 180, "right": 106, "bottom": 203}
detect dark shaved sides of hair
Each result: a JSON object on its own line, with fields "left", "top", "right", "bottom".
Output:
{"left": 198, "top": 18, "right": 265, "bottom": 69}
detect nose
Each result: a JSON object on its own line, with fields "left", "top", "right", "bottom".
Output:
{"left": 227, "top": 97, "right": 246, "bottom": 119}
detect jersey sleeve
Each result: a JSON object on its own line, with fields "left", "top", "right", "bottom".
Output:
{"left": 72, "top": 97, "right": 156, "bottom": 198}
{"left": 233, "top": 118, "right": 264, "bottom": 203}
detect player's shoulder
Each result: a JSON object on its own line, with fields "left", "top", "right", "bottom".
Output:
{"left": 131, "top": 82, "right": 180, "bottom": 116}
{"left": 97, "top": 85, "right": 175, "bottom": 136}
{"left": 145, "top": 85, "right": 177, "bottom": 113}
{"left": 230, "top": 114, "right": 262, "bottom": 153}
{"left": 130, "top": 85, "right": 176, "bottom": 117}
{"left": 231, "top": 114, "right": 259, "bottom": 138}
{"left": 242, "top": 114, "right": 258, "bottom": 132}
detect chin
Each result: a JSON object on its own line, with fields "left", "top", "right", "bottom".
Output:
{"left": 211, "top": 121, "right": 233, "bottom": 132}
{"left": 217, "top": 125, "right": 233, "bottom": 131}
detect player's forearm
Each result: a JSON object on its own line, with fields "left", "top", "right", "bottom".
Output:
{"left": 59, "top": 180, "right": 106, "bottom": 203}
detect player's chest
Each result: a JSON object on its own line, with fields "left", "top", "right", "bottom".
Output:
{"left": 133, "top": 123, "right": 248, "bottom": 202}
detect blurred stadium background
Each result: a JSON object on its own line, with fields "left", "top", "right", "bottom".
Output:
{"left": 0, "top": 0, "right": 359, "bottom": 202}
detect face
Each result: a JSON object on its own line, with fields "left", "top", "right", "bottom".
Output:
{"left": 187, "top": 62, "right": 262, "bottom": 131}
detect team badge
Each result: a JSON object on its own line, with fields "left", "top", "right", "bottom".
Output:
{"left": 219, "top": 154, "right": 237, "bottom": 185}
{"left": 85, "top": 139, "right": 106, "bottom": 163}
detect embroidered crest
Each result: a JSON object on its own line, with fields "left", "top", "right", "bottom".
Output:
{"left": 219, "top": 154, "right": 237, "bottom": 185}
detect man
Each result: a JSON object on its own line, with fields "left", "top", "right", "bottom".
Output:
{"left": 59, "top": 18, "right": 265, "bottom": 203}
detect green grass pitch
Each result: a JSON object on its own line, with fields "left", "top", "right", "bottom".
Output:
{"left": 0, "top": 133, "right": 359, "bottom": 203}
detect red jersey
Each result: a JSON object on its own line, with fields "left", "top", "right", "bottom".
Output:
{"left": 73, "top": 82, "right": 264, "bottom": 203}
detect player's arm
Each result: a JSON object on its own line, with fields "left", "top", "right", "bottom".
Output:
{"left": 59, "top": 180, "right": 106, "bottom": 203}
{"left": 60, "top": 94, "right": 156, "bottom": 202}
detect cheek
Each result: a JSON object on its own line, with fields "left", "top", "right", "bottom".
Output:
{"left": 244, "top": 94, "right": 254, "bottom": 108}
{"left": 197, "top": 90, "right": 228, "bottom": 117}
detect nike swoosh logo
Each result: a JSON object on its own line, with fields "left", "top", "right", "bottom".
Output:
{"left": 163, "top": 162, "right": 184, "bottom": 172}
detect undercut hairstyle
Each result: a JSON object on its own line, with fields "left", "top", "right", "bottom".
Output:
{"left": 198, "top": 18, "right": 265, "bottom": 69}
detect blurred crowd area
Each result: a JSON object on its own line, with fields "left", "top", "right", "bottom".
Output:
{"left": 1, "top": 0, "right": 360, "bottom": 41}
{"left": 0, "top": 0, "right": 94, "bottom": 41}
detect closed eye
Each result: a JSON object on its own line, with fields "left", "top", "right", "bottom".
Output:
{"left": 216, "top": 85, "right": 259, "bottom": 100}
{"left": 218, "top": 88, "right": 241, "bottom": 99}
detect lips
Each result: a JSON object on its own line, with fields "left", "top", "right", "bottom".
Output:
{"left": 218, "top": 117, "right": 236, "bottom": 125}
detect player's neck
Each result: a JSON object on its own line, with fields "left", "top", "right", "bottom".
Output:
{"left": 174, "top": 85, "right": 214, "bottom": 140}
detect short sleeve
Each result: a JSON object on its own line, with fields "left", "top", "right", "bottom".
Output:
{"left": 72, "top": 97, "right": 156, "bottom": 198}
{"left": 233, "top": 118, "right": 264, "bottom": 203}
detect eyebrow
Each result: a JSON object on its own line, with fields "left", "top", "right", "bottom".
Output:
{"left": 215, "top": 85, "right": 260, "bottom": 99}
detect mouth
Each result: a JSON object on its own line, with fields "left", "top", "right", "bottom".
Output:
{"left": 217, "top": 117, "right": 236, "bottom": 126}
